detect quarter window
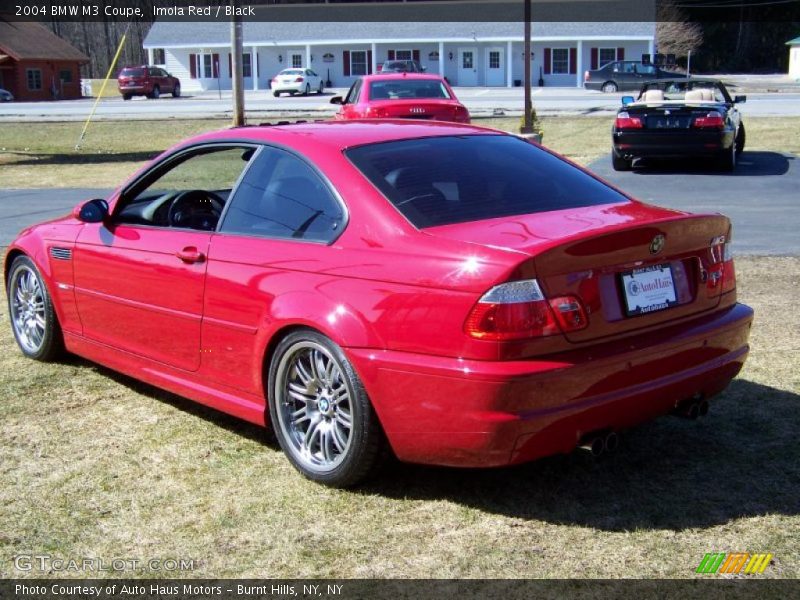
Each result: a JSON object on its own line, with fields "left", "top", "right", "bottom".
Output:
{"left": 26, "top": 69, "right": 42, "bottom": 91}
{"left": 221, "top": 147, "right": 344, "bottom": 243}
{"left": 551, "top": 48, "right": 569, "bottom": 74}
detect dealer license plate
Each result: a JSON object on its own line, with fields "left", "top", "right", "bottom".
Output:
{"left": 620, "top": 264, "right": 678, "bottom": 317}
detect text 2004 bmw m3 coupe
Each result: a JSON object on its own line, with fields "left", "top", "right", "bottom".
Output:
{"left": 6, "top": 121, "right": 753, "bottom": 487}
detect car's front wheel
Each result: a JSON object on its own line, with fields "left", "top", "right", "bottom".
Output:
{"left": 150, "top": 86, "right": 160, "bottom": 99}
{"left": 7, "top": 255, "right": 64, "bottom": 361}
{"left": 268, "top": 329, "right": 385, "bottom": 487}
{"left": 602, "top": 81, "right": 618, "bottom": 93}
{"left": 735, "top": 122, "right": 746, "bottom": 155}
{"left": 304, "top": 84, "right": 310, "bottom": 96}
{"left": 318, "top": 81, "right": 324, "bottom": 94}
{"left": 172, "top": 83, "right": 181, "bottom": 98}
{"left": 273, "top": 90, "right": 280, "bottom": 97}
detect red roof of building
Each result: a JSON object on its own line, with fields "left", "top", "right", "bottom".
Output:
{"left": 0, "top": 20, "right": 89, "bottom": 62}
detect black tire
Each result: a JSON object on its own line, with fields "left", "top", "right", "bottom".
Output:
{"left": 150, "top": 86, "right": 160, "bottom": 99}
{"left": 602, "top": 81, "right": 618, "bottom": 93}
{"left": 718, "top": 137, "right": 737, "bottom": 172}
{"left": 612, "top": 150, "right": 632, "bottom": 171}
{"left": 735, "top": 122, "right": 745, "bottom": 155}
{"left": 6, "top": 255, "right": 64, "bottom": 362}
{"left": 122, "top": 94, "right": 132, "bottom": 101}
{"left": 304, "top": 84, "right": 310, "bottom": 96}
{"left": 273, "top": 90, "right": 280, "bottom": 97}
{"left": 172, "top": 83, "right": 181, "bottom": 98}
{"left": 267, "top": 329, "right": 386, "bottom": 487}
{"left": 318, "top": 81, "right": 324, "bottom": 94}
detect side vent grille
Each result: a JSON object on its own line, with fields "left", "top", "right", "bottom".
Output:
{"left": 49, "top": 247, "right": 72, "bottom": 261}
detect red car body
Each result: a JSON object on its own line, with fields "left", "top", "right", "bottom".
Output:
{"left": 333, "top": 73, "right": 470, "bottom": 123}
{"left": 5, "top": 121, "right": 752, "bottom": 483}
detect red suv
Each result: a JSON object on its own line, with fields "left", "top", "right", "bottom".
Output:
{"left": 118, "top": 66, "right": 181, "bottom": 100}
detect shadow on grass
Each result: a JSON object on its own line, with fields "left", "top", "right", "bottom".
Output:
{"left": 55, "top": 355, "right": 800, "bottom": 531}
{"left": 5, "top": 152, "right": 159, "bottom": 167}
{"left": 359, "top": 379, "right": 800, "bottom": 531}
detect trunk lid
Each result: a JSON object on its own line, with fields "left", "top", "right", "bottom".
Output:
{"left": 627, "top": 103, "right": 727, "bottom": 130}
{"left": 424, "top": 202, "right": 731, "bottom": 343}
{"left": 371, "top": 99, "right": 465, "bottom": 121}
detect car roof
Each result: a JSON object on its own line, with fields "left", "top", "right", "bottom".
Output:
{"left": 363, "top": 73, "right": 443, "bottom": 83}
{"left": 187, "top": 120, "right": 499, "bottom": 152}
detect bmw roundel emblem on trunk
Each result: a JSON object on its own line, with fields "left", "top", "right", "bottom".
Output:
{"left": 650, "top": 234, "right": 666, "bottom": 255}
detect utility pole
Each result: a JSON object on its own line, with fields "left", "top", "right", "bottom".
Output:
{"left": 231, "top": 11, "right": 245, "bottom": 127}
{"left": 521, "top": 0, "right": 533, "bottom": 133}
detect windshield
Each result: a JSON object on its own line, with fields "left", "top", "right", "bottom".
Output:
{"left": 369, "top": 80, "right": 450, "bottom": 100}
{"left": 347, "top": 135, "right": 629, "bottom": 228}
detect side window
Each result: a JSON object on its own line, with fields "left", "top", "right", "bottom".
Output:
{"left": 220, "top": 147, "right": 345, "bottom": 243}
{"left": 344, "top": 79, "right": 361, "bottom": 104}
{"left": 116, "top": 146, "right": 255, "bottom": 230}
{"left": 623, "top": 62, "right": 636, "bottom": 74}
{"left": 636, "top": 64, "right": 656, "bottom": 76}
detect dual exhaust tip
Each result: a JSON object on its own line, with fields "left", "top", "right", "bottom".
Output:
{"left": 672, "top": 396, "right": 710, "bottom": 420}
{"left": 579, "top": 431, "right": 619, "bottom": 457}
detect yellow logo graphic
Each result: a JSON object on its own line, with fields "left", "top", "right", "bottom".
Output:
{"left": 696, "top": 552, "right": 773, "bottom": 574}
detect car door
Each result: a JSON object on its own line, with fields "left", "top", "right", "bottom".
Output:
{"left": 306, "top": 69, "right": 320, "bottom": 89}
{"left": 200, "top": 145, "right": 346, "bottom": 393}
{"left": 72, "top": 144, "right": 257, "bottom": 372}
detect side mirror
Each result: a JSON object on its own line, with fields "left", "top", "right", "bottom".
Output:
{"left": 75, "top": 198, "right": 109, "bottom": 223}
{"left": 734, "top": 95, "right": 747, "bottom": 104}
{"left": 330, "top": 96, "right": 344, "bottom": 105}
{"left": 621, "top": 95, "right": 634, "bottom": 106}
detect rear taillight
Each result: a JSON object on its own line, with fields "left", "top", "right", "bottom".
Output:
{"left": 464, "top": 279, "right": 588, "bottom": 341}
{"left": 693, "top": 111, "right": 725, "bottom": 129}
{"left": 707, "top": 236, "right": 736, "bottom": 296}
{"left": 367, "top": 106, "right": 388, "bottom": 118}
{"left": 584, "top": 70, "right": 590, "bottom": 82}
{"left": 615, "top": 112, "right": 643, "bottom": 129}
{"left": 294, "top": 77, "right": 304, "bottom": 82}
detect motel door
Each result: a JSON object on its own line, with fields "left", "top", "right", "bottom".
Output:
{"left": 485, "top": 47, "right": 504, "bottom": 87}
{"left": 458, "top": 48, "right": 478, "bottom": 86}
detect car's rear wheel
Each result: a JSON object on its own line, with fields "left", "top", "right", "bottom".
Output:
{"left": 735, "top": 123, "right": 746, "bottom": 155}
{"left": 268, "top": 329, "right": 385, "bottom": 487}
{"left": 122, "top": 93, "right": 132, "bottom": 101}
{"left": 172, "top": 83, "right": 181, "bottom": 98}
{"left": 718, "top": 137, "right": 737, "bottom": 172}
{"left": 602, "top": 81, "right": 618, "bottom": 93}
{"left": 273, "top": 90, "right": 280, "bottom": 97}
{"left": 612, "top": 150, "right": 632, "bottom": 171}
{"left": 304, "top": 83, "right": 310, "bottom": 96}
{"left": 7, "top": 255, "right": 64, "bottom": 361}
{"left": 318, "top": 81, "right": 324, "bottom": 94}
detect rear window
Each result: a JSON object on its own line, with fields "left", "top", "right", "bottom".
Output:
{"left": 369, "top": 80, "right": 450, "bottom": 100}
{"left": 346, "top": 135, "right": 629, "bottom": 228}
{"left": 280, "top": 69, "right": 304, "bottom": 76}
{"left": 120, "top": 68, "right": 145, "bottom": 77}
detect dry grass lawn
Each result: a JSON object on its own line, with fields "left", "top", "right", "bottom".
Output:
{"left": 2, "top": 116, "right": 798, "bottom": 188}
{"left": 0, "top": 257, "right": 797, "bottom": 579}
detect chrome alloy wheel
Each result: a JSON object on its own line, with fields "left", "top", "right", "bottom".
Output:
{"left": 9, "top": 266, "right": 47, "bottom": 354}
{"left": 274, "top": 341, "right": 354, "bottom": 472}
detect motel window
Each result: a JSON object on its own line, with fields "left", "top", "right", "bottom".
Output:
{"left": 551, "top": 49, "right": 569, "bottom": 74}
{"left": 599, "top": 48, "right": 616, "bottom": 68}
{"left": 59, "top": 69, "right": 73, "bottom": 83}
{"left": 394, "top": 50, "right": 412, "bottom": 61}
{"left": 291, "top": 53, "right": 303, "bottom": 69}
{"left": 153, "top": 48, "right": 166, "bottom": 65}
{"left": 26, "top": 69, "right": 42, "bottom": 91}
{"left": 350, "top": 51, "right": 368, "bottom": 76}
{"left": 489, "top": 51, "right": 501, "bottom": 69}
{"left": 242, "top": 53, "right": 252, "bottom": 78}
{"left": 202, "top": 54, "right": 213, "bottom": 78}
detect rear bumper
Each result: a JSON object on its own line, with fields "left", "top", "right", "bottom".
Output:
{"left": 348, "top": 302, "right": 753, "bottom": 467}
{"left": 614, "top": 129, "right": 735, "bottom": 159}
{"left": 118, "top": 85, "right": 151, "bottom": 94}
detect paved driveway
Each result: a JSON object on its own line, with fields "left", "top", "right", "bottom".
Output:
{"left": 587, "top": 151, "right": 799, "bottom": 255}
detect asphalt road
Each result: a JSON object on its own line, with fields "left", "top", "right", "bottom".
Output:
{"left": 2, "top": 88, "right": 800, "bottom": 121}
{"left": 1, "top": 150, "right": 797, "bottom": 254}
{"left": 587, "top": 151, "right": 799, "bottom": 256}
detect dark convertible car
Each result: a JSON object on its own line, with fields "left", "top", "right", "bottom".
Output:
{"left": 611, "top": 79, "right": 747, "bottom": 172}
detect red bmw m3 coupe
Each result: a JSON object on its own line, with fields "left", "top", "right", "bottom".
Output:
{"left": 5, "top": 120, "right": 752, "bottom": 486}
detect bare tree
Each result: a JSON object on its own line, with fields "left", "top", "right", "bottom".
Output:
{"left": 656, "top": 0, "right": 703, "bottom": 58}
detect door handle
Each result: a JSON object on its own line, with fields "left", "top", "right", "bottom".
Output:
{"left": 176, "top": 247, "right": 205, "bottom": 264}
